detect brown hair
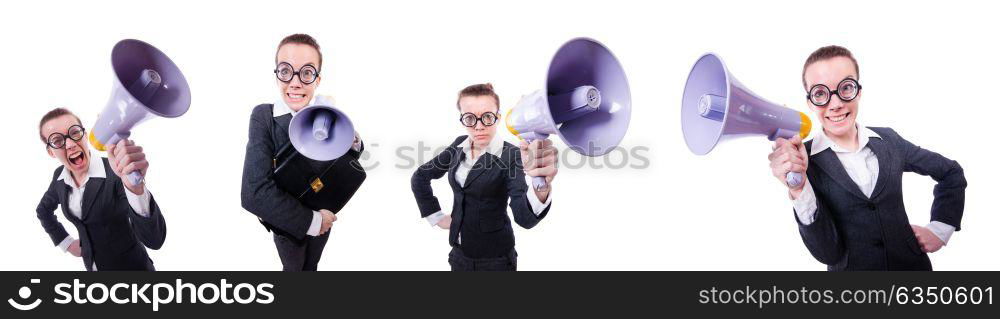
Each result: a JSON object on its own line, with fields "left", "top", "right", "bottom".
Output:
{"left": 456, "top": 83, "right": 500, "bottom": 111}
{"left": 38, "top": 107, "right": 82, "bottom": 143}
{"left": 275, "top": 33, "right": 323, "bottom": 70}
{"left": 802, "top": 45, "right": 859, "bottom": 89}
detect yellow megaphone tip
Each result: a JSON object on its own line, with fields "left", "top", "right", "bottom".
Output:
{"left": 799, "top": 112, "right": 812, "bottom": 140}
{"left": 88, "top": 130, "right": 107, "bottom": 151}
{"left": 505, "top": 108, "right": 521, "bottom": 139}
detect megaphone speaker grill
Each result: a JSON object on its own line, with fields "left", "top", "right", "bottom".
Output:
{"left": 288, "top": 98, "right": 356, "bottom": 162}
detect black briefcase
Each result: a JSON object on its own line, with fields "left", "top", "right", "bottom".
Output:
{"left": 269, "top": 142, "right": 367, "bottom": 214}
{"left": 258, "top": 104, "right": 366, "bottom": 241}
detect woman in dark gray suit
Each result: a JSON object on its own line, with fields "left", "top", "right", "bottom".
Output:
{"left": 411, "top": 83, "right": 559, "bottom": 271}
{"left": 241, "top": 34, "right": 362, "bottom": 271}
{"left": 769, "top": 46, "right": 966, "bottom": 271}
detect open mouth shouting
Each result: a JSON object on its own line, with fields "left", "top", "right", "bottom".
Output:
{"left": 67, "top": 150, "right": 87, "bottom": 170}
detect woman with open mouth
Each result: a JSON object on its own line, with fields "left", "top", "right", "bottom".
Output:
{"left": 34, "top": 107, "right": 166, "bottom": 271}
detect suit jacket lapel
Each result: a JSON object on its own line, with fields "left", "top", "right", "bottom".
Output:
{"left": 275, "top": 114, "right": 291, "bottom": 135}
{"left": 811, "top": 148, "right": 868, "bottom": 201}
{"left": 448, "top": 149, "right": 464, "bottom": 190}
{"left": 80, "top": 177, "right": 104, "bottom": 221}
{"left": 57, "top": 181, "right": 75, "bottom": 222}
{"left": 80, "top": 159, "right": 109, "bottom": 221}
{"left": 463, "top": 154, "right": 491, "bottom": 188}
{"left": 866, "top": 137, "right": 892, "bottom": 200}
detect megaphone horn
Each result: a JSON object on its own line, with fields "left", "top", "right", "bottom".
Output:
{"left": 506, "top": 37, "right": 632, "bottom": 191}
{"left": 89, "top": 39, "right": 192, "bottom": 186}
{"left": 681, "top": 53, "right": 811, "bottom": 187}
{"left": 288, "top": 98, "right": 356, "bottom": 162}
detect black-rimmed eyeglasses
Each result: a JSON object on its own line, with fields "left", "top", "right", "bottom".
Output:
{"left": 807, "top": 78, "right": 862, "bottom": 107}
{"left": 274, "top": 62, "right": 320, "bottom": 84}
{"left": 46, "top": 125, "right": 86, "bottom": 149}
{"left": 459, "top": 112, "right": 499, "bottom": 127}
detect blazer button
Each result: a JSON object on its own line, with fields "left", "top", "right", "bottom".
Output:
{"left": 867, "top": 203, "right": 877, "bottom": 211}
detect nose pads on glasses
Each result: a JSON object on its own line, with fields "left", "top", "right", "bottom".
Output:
{"left": 827, "top": 97, "right": 847, "bottom": 110}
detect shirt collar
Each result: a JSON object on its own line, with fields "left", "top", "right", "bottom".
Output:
{"left": 809, "top": 122, "right": 882, "bottom": 155}
{"left": 57, "top": 150, "right": 106, "bottom": 187}
{"left": 458, "top": 134, "right": 504, "bottom": 160}
{"left": 273, "top": 95, "right": 315, "bottom": 118}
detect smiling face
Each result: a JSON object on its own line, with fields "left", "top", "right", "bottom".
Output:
{"left": 41, "top": 114, "right": 90, "bottom": 179}
{"left": 275, "top": 43, "right": 321, "bottom": 112}
{"left": 804, "top": 56, "right": 861, "bottom": 140}
{"left": 458, "top": 95, "right": 500, "bottom": 149}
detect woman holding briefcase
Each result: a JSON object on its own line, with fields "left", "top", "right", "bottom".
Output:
{"left": 241, "top": 34, "right": 364, "bottom": 271}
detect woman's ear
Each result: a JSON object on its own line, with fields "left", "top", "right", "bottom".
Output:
{"left": 47, "top": 147, "right": 55, "bottom": 158}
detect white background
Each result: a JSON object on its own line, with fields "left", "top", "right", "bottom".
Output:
{"left": 1, "top": 0, "right": 997, "bottom": 270}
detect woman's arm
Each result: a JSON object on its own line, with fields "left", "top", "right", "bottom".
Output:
{"left": 895, "top": 129, "right": 967, "bottom": 230}
{"left": 35, "top": 171, "right": 70, "bottom": 247}
{"left": 506, "top": 146, "right": 549, "bottom": 230}
{"left": 411, "top": 142, "right": 458, "bottom": 219}
{"left": 116, "top": 182, "right": 167, "bottom": 250}
{"left": 240, "top": 105, "right": 315, "bottom": 240}
{"left": 794, "top": 179, "right": 846, "bottom": 265}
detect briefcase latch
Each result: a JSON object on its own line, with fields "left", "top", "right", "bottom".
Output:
{"left": 310, "top": 177, "right": 325, "bottom": 193}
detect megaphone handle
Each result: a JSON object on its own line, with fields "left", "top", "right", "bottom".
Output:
{"left": 531, "top": 176, "right": 549, "bottom": 192}
{"left": 521, "top": 134, "right": 550, "bottom": 192}
{"left": 769, "top": 129, "right": 805, "bottom": 188}
{"left": 105, "top": 132, "right": 145, "bottom": 186}
{"left": 786, "top": 172, "right": 803, "bottom": 187}
{"left": 126, "top": 171, "right": 145, "bottom": 186}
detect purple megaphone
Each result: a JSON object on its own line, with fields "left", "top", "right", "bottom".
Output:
{"left": 681, "top": 53, "right": 812, "bottom": 187}
{"left": 89, "top": 39, "right": 191, "bottom": 186}
{"left": 505, "top": 37, "right": 632, "bottom": 191}
{"left": 288, "top": 97, "right": 356, "bottom": 161}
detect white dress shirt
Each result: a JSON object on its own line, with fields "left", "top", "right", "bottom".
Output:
{"left": 424, "top": 135, "right": 552, "bottom": 237}
{"left": 56, "top": 151, "right": 153, "bottom": 270}
{"left": 274, "top": 95, "right": 363, "bottom": 237}
{"left": 792, "top": 123, "right": 955, "bottom": 244}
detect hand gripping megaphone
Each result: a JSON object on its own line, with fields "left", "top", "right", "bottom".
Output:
{"left": 288, "top": 97, "right": 357, "bottom": 161}
{"left": 89, "top": 39, "right": 191, "bottom": 186}
{"left": 505, "top": 38, "right": 632, "bottom": 191}
{"left": 681, "top": 53, "right": 812, "bottom": 186}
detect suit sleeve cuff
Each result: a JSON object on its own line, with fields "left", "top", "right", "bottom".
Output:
{"left": 525, "top": 175, "right": 552, "bottom": 216}
{"left": 124, "top": 185, "right": 152, "bottom": 218}
{"left": 57, "top": 235, "right": 74, "bottom": 252}
{"left": 792, "top": 180, "right": 818, "bottom": 225}
{"left": 927, "top": 221, "right": 956, "bottom": 245}
{"left": 306, "top": 211, "right": 322, "bottom": 236}
{"left": 425, "top": 211, "right": 445, "bottom": 227}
